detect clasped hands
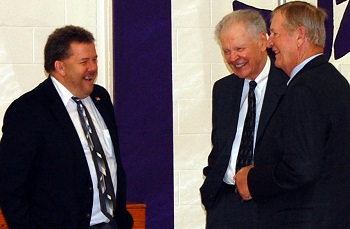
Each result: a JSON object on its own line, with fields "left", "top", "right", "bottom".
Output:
{"left": 234, "top": 164, "right": 254, "bottom": 201}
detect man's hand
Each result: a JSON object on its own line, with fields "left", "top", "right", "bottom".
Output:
{"left": 234, "top": 165, "right": 254, "bottom": 201}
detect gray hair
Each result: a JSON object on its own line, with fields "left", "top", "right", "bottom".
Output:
{"left": 215, "top": 9, "right": 267, "bottom": 41}
{"left": 272, "top": 1, "right": 327, "bottom": 48}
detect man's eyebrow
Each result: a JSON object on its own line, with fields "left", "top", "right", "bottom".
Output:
{"left": 80, "top": 55, "right": 98, "bottom": 60}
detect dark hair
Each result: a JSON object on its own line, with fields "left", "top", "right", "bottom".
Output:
{"left": 44, "top": 25, "right": 95, "bottom": 73}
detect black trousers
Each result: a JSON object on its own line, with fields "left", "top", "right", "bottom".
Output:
{"left": 206, "top": 183, "right": 257, "bottom": 229}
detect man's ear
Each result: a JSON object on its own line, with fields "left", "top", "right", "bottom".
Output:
{"left": 296, "top": 26, "right": 307, "bottom": 47}
{"left": 54, "top": 60, "right": 65, "bottom": 75}
{"left": 259, "top": 32, "right": 268, "bottom": 51}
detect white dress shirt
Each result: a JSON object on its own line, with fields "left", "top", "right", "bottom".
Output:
{"left": 51, "top": 76, "right": 117, "bottom": 225}
{"left": 223, "top": 58, "right": 270, "bottom": 185}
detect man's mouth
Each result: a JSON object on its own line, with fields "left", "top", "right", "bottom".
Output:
{"left": 273, "top": 49, "right": 280, "bottom": 55}
{"left": 234, "top": 63, "right": 247, "bottom": 68}
{"left": 84, "top": 76, "right": 93, "bottom": 81}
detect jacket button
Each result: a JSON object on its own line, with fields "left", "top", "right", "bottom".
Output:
{"left": 89, "top": 187, "right": 93, "bottom": 192}
{"left": 86, "top": 213, "right": 91, "bottom": 218}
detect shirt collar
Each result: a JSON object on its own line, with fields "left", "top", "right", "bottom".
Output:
{"left": 51, "top": 75, "right": 78, "bottom": 107}
{"left": 246, "top": 57, "right": 270, "bottom": 87}
{"left": 288, "top": 53, "right": 322, "bottom": 85}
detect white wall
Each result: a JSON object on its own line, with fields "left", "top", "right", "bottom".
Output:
{"left": 1, "top": 1, "right": 350, "bottom": 228}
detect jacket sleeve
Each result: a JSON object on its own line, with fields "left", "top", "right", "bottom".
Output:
{"left": 203, "top": 80, "right": 226, "bottom": 177}
{"left": 0, "top": 100, "right": 38, "bottom": 228}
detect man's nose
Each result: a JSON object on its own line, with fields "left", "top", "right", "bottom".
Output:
{"left": 88, "top": 61, "right": 97, "bottom": 71}
{"left": 227, "top": 51, "right": 239, "bottom": 62}
{"left": 267, "top": 37, "right": 273, "bottom": 48}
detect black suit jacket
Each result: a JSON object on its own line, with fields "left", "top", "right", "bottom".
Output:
{"left": 248, "top": 55, "right": 350, "bottom": 228}
{"left": 200, "top": 61, "right": 288, "bottom": 210}
{"left": 0, "top": 77, "right": 133, "bottom": 229}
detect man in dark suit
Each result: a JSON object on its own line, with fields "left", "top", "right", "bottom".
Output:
{"left": 199, "top": 10, "right": 288, "bottom": 228}
{"left": 0, "top": 25, "right": 133, "bottom": 229}
{"left": 235, "top": 2, "right": 350, "bottom": 228}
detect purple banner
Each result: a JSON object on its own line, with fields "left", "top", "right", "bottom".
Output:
{"left": 113, "top": 1, "right": 173, "bottom": 228}
{"left": 233, "top": 0, "right": 350, "bottom": 60}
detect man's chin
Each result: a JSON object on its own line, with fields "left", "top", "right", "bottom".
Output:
{"left": 274, "top": 60, "right": 283, "bottom": 69}
{"left": 235, "top": 70, "right": 253, "bottom": 79}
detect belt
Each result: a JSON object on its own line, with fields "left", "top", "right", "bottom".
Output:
{"left": 90, "top": 220, "right": 117, "bottom": 229}
{"left": 223, "top": 183, "right": 253, "bottom": 203}
{"left": 222, "top": 182, "right": 237, "bottom": 193}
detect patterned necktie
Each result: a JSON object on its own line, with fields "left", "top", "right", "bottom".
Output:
{"left": 72, "top": 97, "right": 115, "bottom": 219}
{"left": 236, "top": 81, "right": 257, "bottom": 173}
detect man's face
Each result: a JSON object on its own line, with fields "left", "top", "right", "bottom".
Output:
{"left": 220, "top": 23, "right": 267, "bottom": 80}
{"left": 56, "top": 42, "right": 98, "bottom": 98}
{"left": 268, "top": 11, "right": 298, "bottom": 76}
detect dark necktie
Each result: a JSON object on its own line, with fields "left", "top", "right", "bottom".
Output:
{"left": 72, "top": 97, "right": 115, "bottom": 219}
{"left": 236, "top": 81, "right": 257, "bottom": 173}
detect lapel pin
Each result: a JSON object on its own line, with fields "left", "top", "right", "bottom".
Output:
{"left": 95, "top": 97, "right": 101, "bottom": 101}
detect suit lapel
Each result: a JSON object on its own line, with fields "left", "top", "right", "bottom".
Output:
{"left": 44, "top": 78, "right": 81, "bottom": 141}
{"left": 90, "top": 91, "right": 113, "bottom": 131}
{"left": 42, "top": 78, "right": 93, "bottom": 176}
{"left": 256, "top": 64, "right": 288, "bottom": 143}
{"left": 90, "top": 89, "right": 119, "bottom": 150}
{"left": 289, "top": 55, "right": 327, "bottom": 85}
{"left": 226, "top": 77, "right": 244, "bottom": 148}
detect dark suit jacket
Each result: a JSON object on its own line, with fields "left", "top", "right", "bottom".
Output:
{"left": 248, "top": 55, "right": 350, "bottom": 228}
{"left": 0, "top": 77, "right": 133, "bottom": 229}
{"left": 200, "top": 61, "right": 288, "bottom": 210}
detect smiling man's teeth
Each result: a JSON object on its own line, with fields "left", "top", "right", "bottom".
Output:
{"left": 235, "top": 63, "right": 245, "bottom": 68}
{"left": 84, "top": 76, "right": 92, "bottom": 80}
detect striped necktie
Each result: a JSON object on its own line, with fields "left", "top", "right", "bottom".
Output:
{"left": 72, "top": 96, "right": 115, "bottom": 219}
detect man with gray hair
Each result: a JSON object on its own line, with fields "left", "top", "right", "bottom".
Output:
{"left": 235, "top": 1, "right": 350, "bottom": 228}
{"left": 200, "top": 9, "right": 288, "bottom": 228}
